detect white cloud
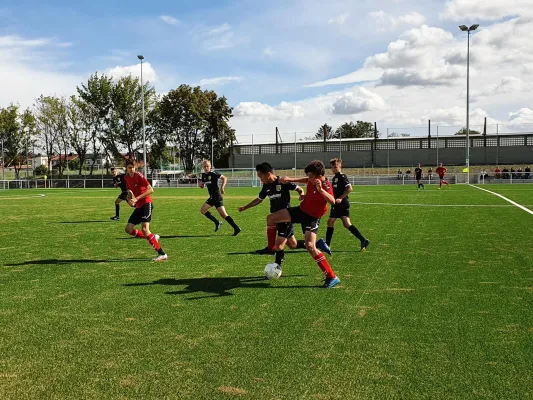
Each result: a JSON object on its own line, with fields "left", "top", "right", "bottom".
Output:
{"left": 330, "top": 87, "right": 387, "bottom": 115}
{"left": 262, "top": 47, "right": 274, "bottom": 57}
{"left": 440, "top": 0, "right": 532, "bottom": 21}
{"left": 196, "top": 23, "right": 240, "bottom": 51}
{"left": 159, "top": 15, "right": 180, "bottom": 25}
{"left": 234, "top": 101, "right": 304, "bottom": 120}
{"left": 199, "top": 76, "right": 243, "bottom": 87}
{"left": 467, "top": 76, "right": 531, "bottom": 102}
{"left": 508, "top": 108, "right": 533, "bottom": 124}
{"left": 329, "top": 13, "right": 349, "bottom": 25}
{"left": 107, "top": 62, "right": 158, "bottom": 83}
{"left": 368, "top": 11, "right": 426, "bottom": 31}
{"left": 305, "top": 67, "right": 382, "bottom": 87}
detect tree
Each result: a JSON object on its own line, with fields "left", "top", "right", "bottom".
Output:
{"left": 315, "top": 124, "right": 334, "bottom": 140}
{"left": 335, "top": 121, "right": 375, "bottom": 139}
{"left": 107, "top": 75, "right": 156, "bottom": 161}
{"left": 34, "top": 95, "right": 59, "bottom": 174}
{"left": 455, "top": 127, "right": 481, "bottom": 135}
{"left": 68, "top": 96, "right": 92, "bottom": 175}
{"left": 76, "top": 73, "right": 113, "bottom": 175}
{"left": 155, "top": 85, "right": 235, "bottom": 171}
{"left": 0, "top": 105, "right": 23, "bottom": 179}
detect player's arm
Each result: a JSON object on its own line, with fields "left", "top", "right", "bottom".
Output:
{"left": 314, "top": 180, "right": 335, "bottom": 205}
{"left": 133, "top": 185, "right": 154, "bottom": 203}
{"left": 337, "top": 184, "right": 353, "bottom": 202}
{"left": 238, "top": 197, "right": 263, "bottom": 212}
{"left": 280, "top": 176, "right": 308, "bottom": 184}
{"left": 220, "top": 174, "right": 227, "bottom": 194}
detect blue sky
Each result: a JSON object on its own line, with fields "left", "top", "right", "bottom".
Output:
{"left": 1, "top": 0, "right": 532, "bottom": 139}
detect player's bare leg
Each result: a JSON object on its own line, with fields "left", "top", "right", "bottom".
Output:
{"left": 201, "top": 202, "right": 222, "bottom": 231}
{"left": 266, "top": 208, "right": 291, "bottom": 226}
{"left": 217, "top": 205, "right": 241, "bottom": 236}
{"left": 125, "top": 222, "right": 145, "bottom": 238}
{"left": 304, "top": 230, "right": 340, "bottom": 288}
{"left": 341, "top": 216, "right": 369, "bottom": 251}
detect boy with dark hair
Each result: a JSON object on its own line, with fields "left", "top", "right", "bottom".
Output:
{"left": 326, "top": 158, "right": 369, "bottom": 251}
{"left": 123, "top": 160, "right": 167, "bottom": 262}
{"left": 267, "top": 160, "right": 340, "bottom": 288}
{"left": 110, "top": 167, "right": 128, "bottom": 220}
{"left": 415, "top": 163, "right": 425, "bottom": 190}
{"left": 199, "top": 160, "right": 241, "bottom": 236}
{"left": 238, "top": 162, "right": 330, "bottom": 256}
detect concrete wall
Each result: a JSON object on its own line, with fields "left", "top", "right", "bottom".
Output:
{"left": 232, "top": 146, "right": 533, "bottom": 168}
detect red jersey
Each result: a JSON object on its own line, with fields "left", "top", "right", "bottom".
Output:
{"left": 436, "top": 166, "right": 447, "bottom": 177}
{"left": 124, "top": 171, "right": 152, "bottom": 208}
{"left": 300, "top": 179, "right": 333, "bottom": 218}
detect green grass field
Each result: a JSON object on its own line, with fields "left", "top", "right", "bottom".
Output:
{"left": 0, "top": 184, "right": 532, "bottom": 399}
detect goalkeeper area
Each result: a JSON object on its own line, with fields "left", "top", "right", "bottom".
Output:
{"left": 0, "top": 185, "right": 531, "bottom": 399}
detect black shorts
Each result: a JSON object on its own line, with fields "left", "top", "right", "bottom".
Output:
{"left": 206, "top": 193, "right": 224, "bottom": 208}
{"left": 277, "top": 222, "right": 294, "bottom": 238}
{"left": 415, "top": 175, "right": 422, "bottom": 181}
{"left": 118, "top": 191, "right": 128, "bottom": 201}
{"left": 329, "top": 204, "right": 350, "bottom": 219}
{"left": 128, "top": 203, "right": 153, "bottom": 225}
{"left": 287, "top": 206, "right": 321, "bottom": 234}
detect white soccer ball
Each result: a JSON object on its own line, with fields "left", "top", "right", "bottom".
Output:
{"left": 264, "top": 263, "right": 282, "bottom": 280}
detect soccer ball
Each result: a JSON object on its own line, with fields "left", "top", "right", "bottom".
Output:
{"left": 264, "top": 263, "right": 282, "bottom": 280}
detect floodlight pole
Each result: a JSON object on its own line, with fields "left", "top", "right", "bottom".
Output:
{"left": 138, "top": 55, "right": 147, "bottom": 177}
{"left": 459, "top": 24, "right": 479, "bottom": 184}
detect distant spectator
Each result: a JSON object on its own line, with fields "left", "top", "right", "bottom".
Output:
{"left": 517, "top": 167, "right": 522, "bottom": 179}
{"left": 525, "top": 166, "right": 531, "bottom": 179}
{"left": 397, "top": 169, "right": 403, "bottom": 180}
{"left": 480, "top": 169, "right": 489, "bottom": 181}
{"left": 427, "top": 167, "right": 433, "bottom": 180}
{"left": 502, "top": 167, "right": 510, "bottom": 179}
{"left": 494, "top": 166, "right": 501, "bottom": 179}
{"left": 511, "top": 167, "right": 516, "bottom": 179}
{"left": 405, "top": 168, "right": 412, "bottom": 179}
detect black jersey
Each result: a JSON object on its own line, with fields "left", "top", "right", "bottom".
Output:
{"left": 113, "top": 173, "right": 127, "bottom": 191}
{"left": 415, "top": 167, "right": 423, "bottom": 178}
{"left": 258, "top": 176, "right": 298, "bottom": 213}
{"left": 202, "top": 171, "right": 222, "bottom": 196}
{"left": 332, "top": 173, "right": 350, "bottom": 205}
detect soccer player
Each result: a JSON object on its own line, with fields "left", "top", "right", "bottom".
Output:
{"left": 110, "top": 167, "right": 128, "bottom": 220}
{"left": 238, "top": 162, "right": 331, "bottom": 256}
{"left": 326, "top": 158, "right": 369, "bottom": 251}
{"left": 415, "top": 163, "right": 425, "bottom": 190}
{"left": 266, "top": 160, "right": 341, "bottom": 289}
{"left": 123, "top": 159, "right": 167, "bottom": 262}
{"left": 436, "top": 162, "right": 450, "bottom": 189}
{"left": 199, "top": 160, "right": 241, "bottom": 236}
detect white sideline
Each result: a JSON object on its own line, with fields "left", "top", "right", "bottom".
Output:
{"left": 350, "top": 201, "right": 515, "bottom": 207}
{"left": 470, "top": 185, "right": 533, "bottom": 216}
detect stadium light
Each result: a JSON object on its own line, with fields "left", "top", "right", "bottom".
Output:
{"left": 459, "top": 23, "right": 479, "bottom": 184}
{"left": 137, "top": 55, "right": 147, "bottom": 177}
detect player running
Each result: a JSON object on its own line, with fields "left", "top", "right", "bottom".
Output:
{"left": 238, "top": 162, "right": 331, "bottom": 257}
{"left": 267, "top": 160, "right": 341, "bottom": 289}
{"left": 415, "top": 163, "right": 425, "bottom": 190}
{"left": 199, "top": 160, "right": 241, "bottom": 236}
{"left": 123, "top": 159, "right": 167, "bottom": 262}
{"left": 436, "top": 162, "right": 450, "bottom": 189}
{"left": 326, "top": 158, "right": 369, "bottom": 251}
{"left": 110, "top": 167, "right": 128, "bottom": 220}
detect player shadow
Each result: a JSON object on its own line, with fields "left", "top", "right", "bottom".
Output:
{"left": 116, "top": 234, "right": 218, "bottom": 240}
{"left": 227, "top": 250, "right": 307, "bottom": 255}
{"left": 49, "top": 220, "right": 115, "bottom": 224}
{"left": 123, "top": 275, "right": 308, "bottom": 299}
{"left": 5, "top": 257, "right": 148, "bottom": 267}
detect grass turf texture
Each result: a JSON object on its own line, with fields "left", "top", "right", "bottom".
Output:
{"left": 0, "top": 185, "right": 531, "bottom": 399}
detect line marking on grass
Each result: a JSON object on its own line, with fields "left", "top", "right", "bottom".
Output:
{"left": 350, "top": 201, "right": 516, "bottom": 207}
{"left": 0, "top": 194, "right": 46, "bottom": 200}
{"left": 469, "top": 185, "right": 533, "bottom": 216}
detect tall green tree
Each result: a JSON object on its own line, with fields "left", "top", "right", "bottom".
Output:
{"left": 335, "top": 121, "right": 375, "bottom": 139}
{"left": 76, "top": 73, "right": 113, "bottom": 175}
{"left": 0, "top": 105, "right": 22, "bottom": 179}
{"left": 68, "top": 96, "right": 92, "bottom": 175}
{"left": 315, "top": 124, "right": 334, "bottom": 140}
{"left": 34, "top": 95, "right": 59, "bottom": 174}
{"left": 155, "top": 85, "right": 235, "bottom": 171}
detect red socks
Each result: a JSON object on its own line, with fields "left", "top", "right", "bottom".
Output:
{"left": 314, "top": 252, "right": 335, "bottom": 279}
{"left": 131, "top": 229, "right": 145, "bottom": 238}
{"left": 267, "top": 225, "right": 277, "bottom": 249}
{"left": 147, "top": 234, "right": 161, "bottom": 251}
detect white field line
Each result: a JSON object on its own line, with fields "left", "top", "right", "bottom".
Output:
{"left": 469, "top": 185, "right": 533, "bottom": 216}
{"left": 0, "top": 194, "right": 45, "bottom": 200}
{"left": 349, "top": 201, "right": 516, "bottom": 207}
